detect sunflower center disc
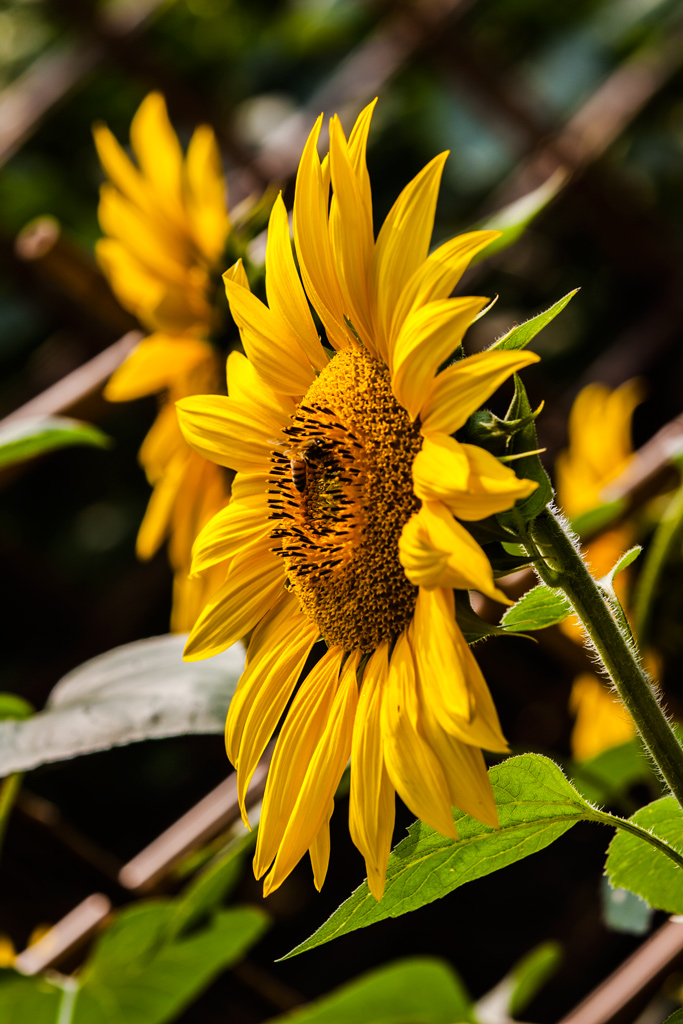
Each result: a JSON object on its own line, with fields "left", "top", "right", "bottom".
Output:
{"left": 267, "top": 347, "right": 422, "bottom": 651}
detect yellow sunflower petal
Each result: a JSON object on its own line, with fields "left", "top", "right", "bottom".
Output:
{"left": 177, "top": 394, "right": 282, "bottom": 473}
{"left": 254, "top": 646, "right": 345, "bottom": 882}
{"left": 399, "top": 500, "right": 511, "bottom": 603}
{"left": 381, "top": 631, "right": 458, "bottom": 839}
{"left": 392, "top": 297, "right": 488, "bottom": 420}
{"left": 413, "top": 587, "right": 508, "bottom": 753}
{"left": 265, "top": 195, "right": 327, "bottom": 371}
{"left": 224, "top": 265, "right": 316, "bottom": 395}
{"left": 264, "top": 650, "right": 359, "bottom": 895}
{"left": 372, "top": 152, "right": 448, "bottom": 358}
{"left": 190, "top": 494, "right": 270, "bottom": 576}
{"left": 136, "top": 449, "right": 189, "bottom": 560}
{"left": 138, "top": 403, "right": 184, "bottom": 485}
{"left": 183, "top": 547, "right": 284, "bottom": 661}
{"left": 413, "top": 435, "right": 537, "bottom": 520}
{"left": 185, "top": 123, "right": 230, "bottom": 262}
{"left": 293, "top": 115, "right": 348, "bottom": 350}
{"left": 420, "top": 350, "right": 541, "bottom": 435}
{"left": 390, "top": 231, "right": 501, "bottom": 343}
{"left": 95, "top": 238, "right": 165, "bottom": 325}
{"left": 226, "top": 350, "right": 296, "bottom": 423}
{"left": 309, "top": 802, "right": 334, "bottom": 891}
{"left": 92, "top": 122, "right": 150, "bottom": 212}
{"left": 105, "top": 335, "right": 213, "bottom": 402}
{"left": 98, "top": 183, "right": 187, "bottom": 281}
{"left": 346, "top": 98, "right": 376, "bottom": 216}
{"left": 129, "top": 93, "right": 185, "bottom": 227}
{"left": 328, "top": 116, "right": 375, "bottom": 354}
{"left": 349, "top": 643, "right": 396, "bottom": 901}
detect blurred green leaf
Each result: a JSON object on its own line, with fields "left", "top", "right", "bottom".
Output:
{"left": 490, "top": 291, "right": 578, "bottom": 352}
{"left": 0, "top": 970, "right": 62, "bottom": 1023}
{"left": 165, "top": 832, "right": 254, "bottom": 942}
{"left": 661, "top": 1010, "right": 683, "bottom": 1024}
{"left": 0, "top": 694, "right": 33, "bottom": 721}
{"left": 0, "top": 416, "right": 111, "bottom": 469}
{"left": 74, "top": 902, "right": 268, "bottom": 1024}
{"left": 268, "top": 958, "right": 473, "bottom": 1024}
{"left": 601, "top": 878, "right": 653, "bottom": 936}
{"left": 634, "top": 481, "right": 683, "bottom": 648}
{"left": 571, "top": 499, "right": 626, "bottom": 540}
{"left": 470, "top": 170, "right": 568, "bottom": 263}
{"left": 0, "top": 635, "right": 244, "bottom": 775}
{"left": 283, "top": 755, "right": 597, "bottom": 958}
{"left": 500, "top": 584, "right": 571, "bottom": 632}
{"left": 605, "top": 796, "right": 683, "bottom": 914}
{"left": 508, "top": 942, "right": 562, "bottom": 1017}
{"left": 571, "top": 738, "right": 656, "bottom": 806}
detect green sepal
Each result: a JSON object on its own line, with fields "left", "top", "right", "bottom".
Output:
{"left": 489, "top": 290, "right": 578, "bottom": 352}
{"left": 599, "top": 546, "right": 641, "bottom": 590}
{"left": 496, "top": 375, "right": 553, "bottom": 527}
{"left": 500, "top": 584, "right": 571, "bottom": 632}
{"left": 461, "top": 402, "right": 544, "bottom": 454}
{"left": 454, "top": 592, "right": 514, "bottom": 644}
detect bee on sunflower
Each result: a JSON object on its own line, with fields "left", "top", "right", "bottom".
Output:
{"left": 177, "top": 101, "right": 541, "bottom": 900}
{"left": 94, "top": 93, "right": 232, "bottom": 631}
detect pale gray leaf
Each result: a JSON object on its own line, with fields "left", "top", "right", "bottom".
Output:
{"left": 0, "top": 635, "right": 244, "bottom": 775}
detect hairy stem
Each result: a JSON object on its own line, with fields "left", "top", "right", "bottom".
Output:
{"left": 524, "top": 505, "right": 683, "bottom": 809}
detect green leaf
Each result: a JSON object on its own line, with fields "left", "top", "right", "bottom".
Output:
{"left": 570, "top": 499, "right": 626, "bottom": 540}
{"left": 661, "top": 1010, "right": 683, "bottom": 1024}
{"left": 496, "top": 375, "right": 553, "bottom": 526}
{"left": 0, "top": 635, "right": 245, "bottom": 775}
{"left": 268, "top": 958, "right": 473, "bottom": 1024}
{"left": 0, "top": 416, "right": 111, "bottom": 469}
{"left": 476, "top": 942, "right": 562, "bottom": 1021}
{"left": 599, "top": 546, "right": 641, "bottom": 589}
{"left": 0, "top": 693, "right": 33, "bottom": 720}
{"left": 508, "top": 942, "right": 562, "bottom": 1017}
{"left": 601, "top": 878, "right": 653, "bottom": 936}
{"left": 0, "top": 969, "right": 62, "bottom": 1023}
{"left": 165, "top": 832, "right": 253, "bottom": 942}
{"left": 74, "top": 902, "right": 268, "bottom": 1024}
{"left": 500, "top": 584, "right": 571, "bottom": 632}
{"left": 605, "top": 796, "right": 683, "bottom": 914}
{"left": 470, "top": 169, "right": 568, "bottom": 263}
{"left": 490, "top": 291, "right": 578, "bottom": 352}
{"left": 454, "top": 593, "right": 513, "bottom": 644}
{"left": 283, "top": 754, "right": 597, "bottom": 958}
{"left": 571, "top": 738, "right": 657, "bottom": 807}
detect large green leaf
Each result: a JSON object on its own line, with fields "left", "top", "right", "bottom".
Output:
{"left": 267, "top": 958, "right": 473, "bottom": 1024}
{"left": 605, "top": 797, "right": 683, "bottom": 914}
{"left": 500, "top": 583, "right": 571, "bottom": 632}
{"left": 0, "top": 970, "right": 62, "bottom": 1023}
{"left": 490, "top": 291, "right": 578, "bottom": 352}
{"left": 74, "top": 902, "right": 268, "bottom": 1024}
{"left": 0, "top": 635, "right": 244, "bottom": 775}
{"left": 284, "top": 755, "right": 597, "bottom": 958}
{"left": 0, "top": 416, "right": 111, "bottom": 469}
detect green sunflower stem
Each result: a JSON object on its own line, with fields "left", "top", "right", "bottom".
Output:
{"left": 525, "top": 504, "right": 683, "bottom": 810}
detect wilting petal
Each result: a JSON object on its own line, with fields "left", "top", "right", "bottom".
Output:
{"left": 392, "top": 297, "right": 488, "bottom": 420}
{"left": 381, "top": 632, "right": 458, "bottom": 839}
{"left": 412, "top": 587, "right": 508, "bottom": 753}
{"left": 349, "top": 643, "right": 396, "bottom": 901}
{"left": 399, "top": 501, "right": 510, "bottom": 603}
{"left": 254, "top": 646, "right": 345, "bottom": 882}
{"left": 420, "top": 350, "right": 540, "bottom": 435}
{"left": 183, "top": 546, "right": 284, "bottom": 661}
{"left": 177, "top": 394, "right": 282, "bottom": 473}
{"left": 264, "top": 651, "right": 360, "bottom": 895}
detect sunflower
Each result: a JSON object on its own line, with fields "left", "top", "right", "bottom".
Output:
{"left": 555, "top": 380, "right": 642, "bottom": 759}
{"left": 94, "top": 93, "right": 231, "bottom": 630}
{"left": 177, "top": 101, "right": 540, "bottom": 899}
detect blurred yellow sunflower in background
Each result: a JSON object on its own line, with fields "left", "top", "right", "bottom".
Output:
{"left": 555, "top": 379, "right": 642, "bottom": 760}
{"left": 177, "top": 101, "right": 540, "bottom": 899}
{"left": 94, "top": 92, "right": 231, "bottom": 631}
